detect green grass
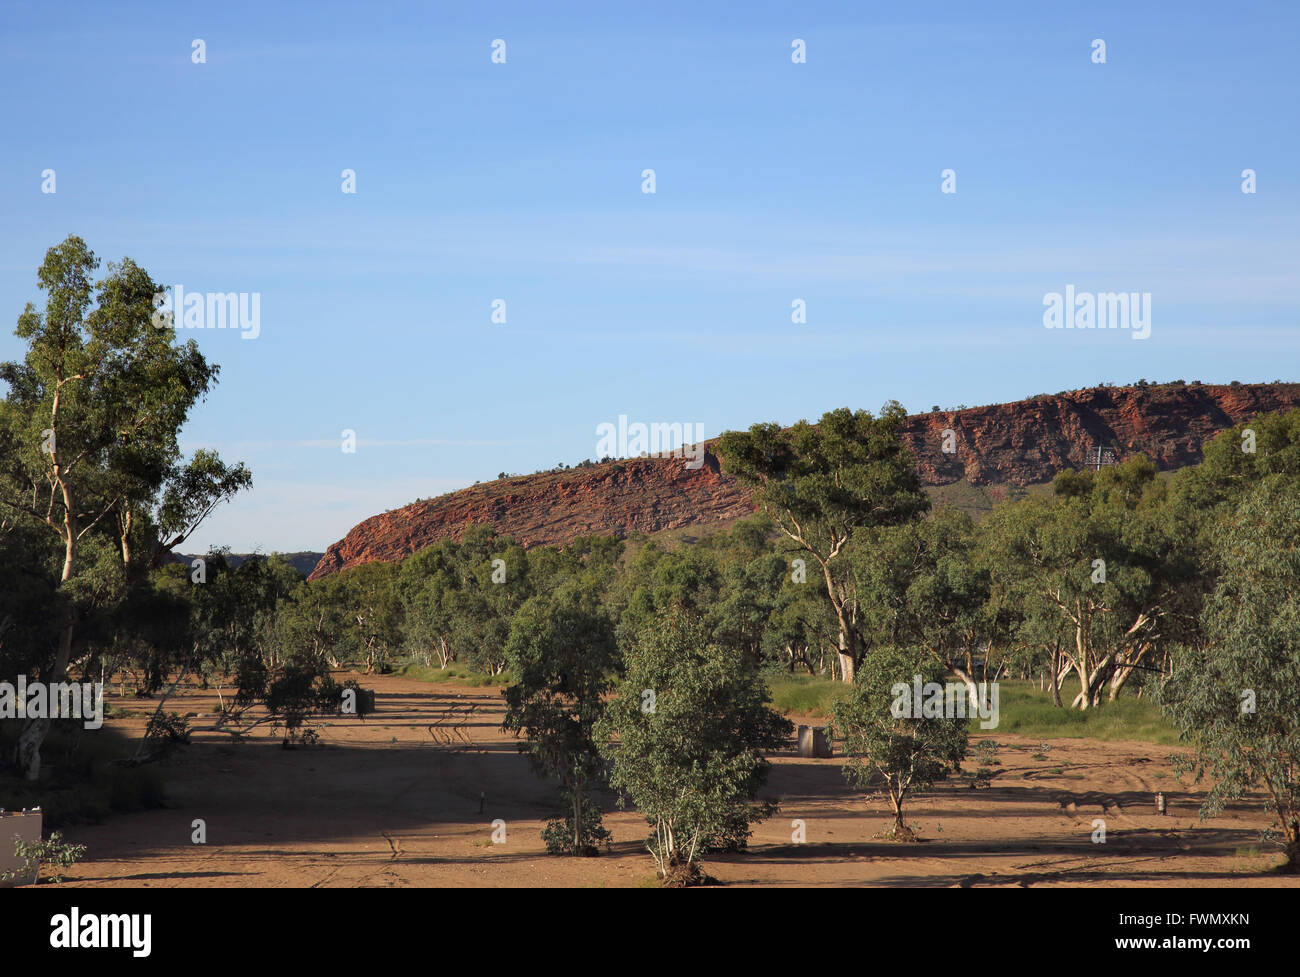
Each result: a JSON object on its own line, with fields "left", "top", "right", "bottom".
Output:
{"left": 988, "top": 681, "right": 1181, "bottom": 745}
{"left": 765, "top": 675, "right": 850, "bottom": 717}
{"left": 392, "top": 662, "right": 512, "bottom": 688}
{"left": 402, "top": 664, "right": 1179, "bottom": 744}
{"left": 762, "top": 675, "right": 1180, "bottom": 745}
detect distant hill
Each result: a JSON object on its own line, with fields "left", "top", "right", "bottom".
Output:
{"left": 172, "top": 551, "right": 324, "bottom": 579}
{"left": 308, "top": 381, "right": 1300, "bottom": 580}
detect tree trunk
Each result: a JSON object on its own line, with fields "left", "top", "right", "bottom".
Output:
{"left": 14, "top": 717, "right": 50, "bottom": 781}
{"left": 18, "top": 599, "right": 78, "bottom": 779}
{"left": 951, "top": 666, "right": 980, "bottom": 711}
{"left": 134, "top": 656, "right": 191, "bottom": 760}
{"left": 837, "top": 630, "right": 854, "bottom": 684}
{"left": 1108, "top": 643, "right": 1151, "bottom": 702}
{"left": 817, "top": 557, "right": 857, "bottom": 684}
{"left": 120, "top": 507, "right": 133, "bottom": 568}
{"left": 1049, "top": 644, "right": 1063, "bottom": 707}
{"left": 888, "top": 786, "right": 911, "bottom": 839}
{"left": 1074, "top": 612, "right": 1091, "bottom": 711}
{"left": 573, "top": 780, "right": 583, "bottom": 853}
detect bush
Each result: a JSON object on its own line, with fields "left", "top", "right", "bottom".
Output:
{"left": 832, "top": 646, "right": 968, "bottom": 840}
{"left": 145, "top": 711, "right": 191, "bottom": 746}
{"left": 1, "top": 830, "right": 86, "bottom": 884}
{"left": 598, "top": 610, "right": 792, "bottom": 882}
{"left": 541, "top": 796, "right": 612, "bottom": 856}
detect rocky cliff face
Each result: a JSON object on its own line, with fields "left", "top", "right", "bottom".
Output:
{"left": 902, "top": 382, "right": 1300, "bottom": 485}
{"left": 308, "top": 452, "right": 754, "bottom": 579}
{"left": 308, "top": 382, "right": 1300, "bottom": 579}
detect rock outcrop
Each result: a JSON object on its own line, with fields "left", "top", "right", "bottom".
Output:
{"left": 309, "top": 382, "right": 1300, "bottom": 579}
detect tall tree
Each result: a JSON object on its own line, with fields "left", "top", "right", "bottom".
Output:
{"left": 502, "top": 588, "right": 619, "bottom": 855}
{"left": 0, "top": 236, "right": 248, "bottom": 778}
{"left": 718, "top": 404, "right": 929, "bottom": 681}
{"left": 1160, "top": 475, "right": 1300, "bottom": 872}
{"left": 981, "top": 457, "right": 1185, "bottom": 709}
{"left": 856, "top": 509, "right": 994, "bottom": 707}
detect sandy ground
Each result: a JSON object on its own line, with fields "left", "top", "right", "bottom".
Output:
{"left": 45, "top": 673, "right": 1300, "bottom": 888}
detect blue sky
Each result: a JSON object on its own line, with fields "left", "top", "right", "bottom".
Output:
{"left": 2, "top": 0, "right": 1296, "bottom": 553}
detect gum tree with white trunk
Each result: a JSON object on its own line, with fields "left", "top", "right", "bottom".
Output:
{"left": 0, "top": 236, "right": 247, "bottom": 779}
{"left": 717, "top": 404, "right": 929, "bottom": 683}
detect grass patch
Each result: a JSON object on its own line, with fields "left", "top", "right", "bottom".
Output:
{"left": 762, "top": 676, "right": 1179, "bottom": 743}
{"left": 765, "top": 675, "right": 850, "bottom": 717}
{"left": 983, "top": 681, "right": 1180, "bottom": 745}
{"left": 393, "top": 662, "right": 511, "bottom": 688}
{"left": 0, "top": 722, "right": 166, "bottom": 828}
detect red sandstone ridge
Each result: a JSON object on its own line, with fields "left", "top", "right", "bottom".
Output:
{"left": 308, "top": 451, "right": 753, "bottom": 579}
{"left": 901, "top": 382, "right": 1300, "bottom": 486}
{"left": 309, "top": 382, "right": 1300, "bottom": 579}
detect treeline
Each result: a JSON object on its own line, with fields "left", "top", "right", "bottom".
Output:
{"left": 7, "top": 404, "right": 1300, "bottom": 739}
{"left": 13, "top": 400, "right": 1289, "bottom": 744}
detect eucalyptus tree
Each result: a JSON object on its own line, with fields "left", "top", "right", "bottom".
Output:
{"left": 0, "top": 236, "right": 248, "bottom": 777}
{"left": 855, "top": 509, "right": 994, "bottom": 707}
{"left": 1161, "top": 475, "right": 1300, "bottom": 872}
{"left": 983, "top": 456, "right": 1185, "bottom": 709}
{"left": 832, "top": 645, "right": 968, "bottom": 840}
{"left": 502, "top": 587, "right": 619, "bottom": 855}
{"left": 597, "top": 609, "right": 791, "bottom": 884}
{"left": 719, "top": 404, "right": 929, "bottom": 682}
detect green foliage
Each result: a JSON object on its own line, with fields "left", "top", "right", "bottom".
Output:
{"left": 0, "top": 236, "right": 249, "bottom": 778}
{"left": 855, "top": 507, "right": 993, "bottom": 684}
{"left": 502, "top": 589, "right": 619, "bottom": 855}
{"left": 395, "top": 528, "right": 534, "bottom": 675}
{"left": 540, "top": 795, "right": 611, "bottom": 856}
{"left": 971, "top": 738, "right": 1001, "bottom": 785}
{"left": 2, "top": 830, "right": 86, "bottom": 884}
{"left": 980, "top": 455, "right": 1194, "bottom": 711}
{"left": 1172, "top": 408, "right": 1300, "bottom": 513}
{"left": 1160, "top": 475, "right": 1300, "bottom": 870}
{"left": 832, "top": 646, "right": 968, "bottom": 839}
{"left": 143, "top": 710, "right": 191, "bottom": 747}
{"left": 765, "top": 675, "right": 851, "bottom": 716}
{"left": 0, "top": 724, "right": 164, "bottom": 826}
{"left": 262, "top": 662, "right": 342, "bottom": 747}
{"left": 597, "top": 610, "right": 792, "bottom": 883}
{"left": 718, "top": 404, "right": 929, "bottom": 680}
{"left": 392, "top": 662, "right": 509, "bottom": 687}
{"left": 990, "top": 682, "right": 1178, "bottom": 743}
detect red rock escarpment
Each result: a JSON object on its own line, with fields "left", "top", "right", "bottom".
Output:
{"left": 309, "top": 382, "right": 1300, "bottom": 579}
